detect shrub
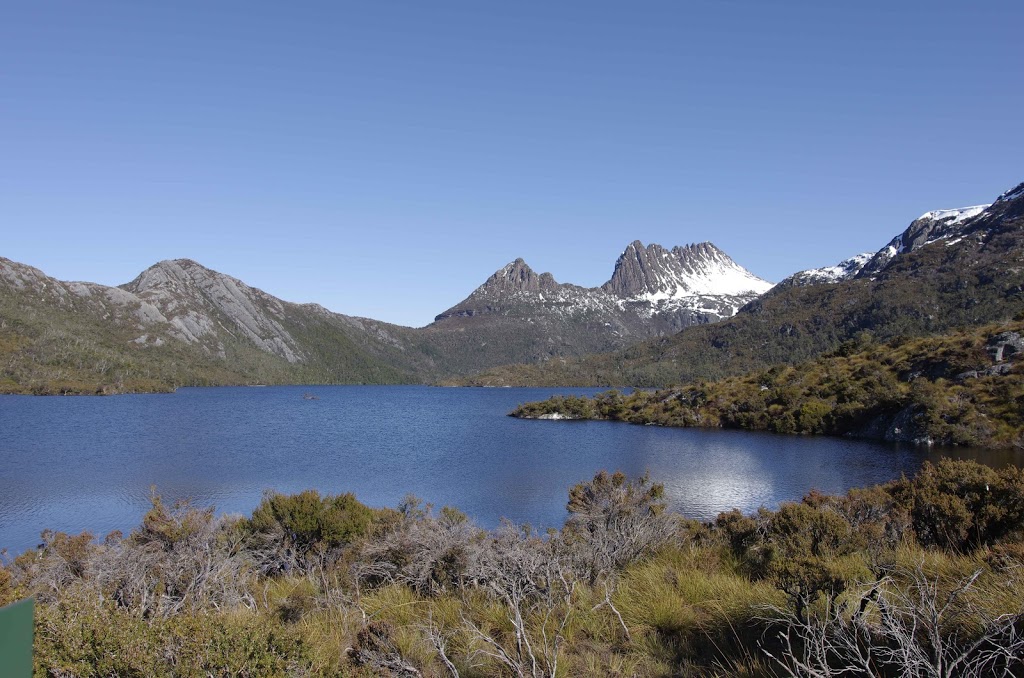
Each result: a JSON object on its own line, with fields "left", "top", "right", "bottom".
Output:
{"left": 0, "top": 564, "right": 12, "bottom": 606}
{"left": 889, "top": 459, "right": 1024, "bottom": 551}
{"left": 564, "top": 471, "right": 675, "bottom": 580}
{"left": 247, "top": 489, "right": 374, "bottom": 572}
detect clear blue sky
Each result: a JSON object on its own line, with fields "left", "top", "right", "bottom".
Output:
{"left": 3, "top": 1, "right": 1022, "bottom": 327}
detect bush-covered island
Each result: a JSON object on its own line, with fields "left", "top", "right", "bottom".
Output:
{"left": 4, "top": 461, "right": 1024, "bottom": 676}
{"left": 511, "top": 322, "right": 1024, "bottom": 449}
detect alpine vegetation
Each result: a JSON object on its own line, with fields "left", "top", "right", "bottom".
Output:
{"left": 5, "top": 462, "right": 1024, "bottom": 676}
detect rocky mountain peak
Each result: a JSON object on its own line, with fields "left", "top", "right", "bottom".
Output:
{"left": 123, "top": 258, "right": 221, "bottom": 295}
{"left": 0, "top": 257, "right": 52, "bottom": 290}
{"left": 479, "top": 258, "right": 559, "bottom": 294}
{"left": 602, "top": 240, "right": 772, "bottom": 299}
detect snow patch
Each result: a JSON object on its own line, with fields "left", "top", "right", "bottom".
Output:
{"left": 628, "top": 260, "right": 773, "bottom": 301}
{"left": 916, "top": 204, "right": 989, "bottom": 225}
{"left": 797, "top": 253, "right": 873, "bottom": 284}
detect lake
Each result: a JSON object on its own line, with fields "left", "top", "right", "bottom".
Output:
{"left": 2, "top": 385, "right": 1021, "bottom": 554}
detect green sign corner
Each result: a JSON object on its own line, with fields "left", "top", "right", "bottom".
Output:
{"left": 0, "top": 597, "right": 33, "bottom": 678}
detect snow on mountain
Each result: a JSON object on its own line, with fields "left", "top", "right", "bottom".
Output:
{"left": 857, "top": 203, "right": 992, "bottom": 278}
{"left": 603, "top": 241, "right": 773, "bottom": 301}
{"left": 436, "top": 240, "right": 773, "bottom": 335}
{"left": 784, "top": 253, "right": 874, "bottom": 286}
{"left": 914, "top": 204, "right": 989, "bottom": 227}
{"left": 996, "top": 182, "right": 1024, "bottom": 204}
{"left": 599, "top": 241, "right": 773, "bottom": 324}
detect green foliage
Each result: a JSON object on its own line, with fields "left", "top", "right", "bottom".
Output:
{"left": 34, "top": 591, "right": 309, "bottom": 677}
{"left": 512, "top": 393, "right": 601, "bottom": 419}
{"left": 137, "top": 491, "right": 216, "bottom": 550}
{"left": 566, "top": 470, "right": 665, "bottom": 518}
{"left": 889, "top": 458, "right": 1024, "bottom": 551}
{"left": 758, "top": 503, "right": 868, "bottom": 619}
{"left": 248, "top": 489, "right": 375, "bottom": 555}
{"left": 0, "top": 564, "right": 13, "bottom": 607}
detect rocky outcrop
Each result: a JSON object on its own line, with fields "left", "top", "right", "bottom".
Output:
{"left": 986, "top": 331, "right": 1023, "bottom": 363}
{"left": 478, "top": 258, "right": 561, "bottom": 295}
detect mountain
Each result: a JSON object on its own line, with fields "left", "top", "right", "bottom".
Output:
{"left": 0, "top": 235, "right": 772, "bottom": 392}
{"left": 423, "top": 258, "right": 642, "bottom": 375}
{"left": 857, "top": 203, "right": 991, "bottom": 278}
{"left": 784, "top": 253, "right": 874, "bottom": 287}
{"left": 0, "top": 239, "right": 768, "bottom": 392}
{"left": 0, "top": 257, "right": 439, "bottom": 393}
{"left": 424, "top": 241, "right": 771, "bottom": 374}
{"left": 437, "top": 241, "right": 771, "bottom": 329}
{"left": 602, "top": 241, "right": 774, "bottom": 329}
{"left": 458, "top": 181, "right": 1024, "bottom": 387}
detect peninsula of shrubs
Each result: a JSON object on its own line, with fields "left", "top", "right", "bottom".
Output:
{"left": 512, "top": 322, "right": 1024, "bottom": 449}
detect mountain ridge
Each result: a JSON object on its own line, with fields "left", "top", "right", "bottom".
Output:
{"left": 784, "top": 195, "right": 1013, "bottom": 287}
{"left": 3, "top": 181, "right": 1021, "bottom": 393}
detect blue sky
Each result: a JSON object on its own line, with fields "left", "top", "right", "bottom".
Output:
{"left": 3, "top": 1, "right": 1022, "bottom": 327}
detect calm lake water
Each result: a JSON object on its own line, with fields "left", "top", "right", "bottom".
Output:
{"left": 2, "top": 385, "right": 1022, "bottom": 554}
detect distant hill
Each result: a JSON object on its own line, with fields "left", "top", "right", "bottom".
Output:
{"left": 0, "top": 257, "right": 436, "bottom": 393}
